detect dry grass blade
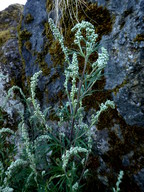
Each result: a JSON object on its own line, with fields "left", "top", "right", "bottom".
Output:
{"left": 53, "top": 0, "right": 88, "bottom": 28}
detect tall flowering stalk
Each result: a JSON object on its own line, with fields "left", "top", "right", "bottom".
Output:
{"left": 49, "top": 18, "right": 115, "bottom": 190}
{"left": 49, "top": 18, "right": 114, "bottom": 141}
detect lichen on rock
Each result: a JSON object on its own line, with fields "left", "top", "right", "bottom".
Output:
{"left": 0, "top": 4, "right": 24, "bottom": 129}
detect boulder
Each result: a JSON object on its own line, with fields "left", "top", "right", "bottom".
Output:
{"left": 0, "top": 4, "right": 24, "bottom": 128}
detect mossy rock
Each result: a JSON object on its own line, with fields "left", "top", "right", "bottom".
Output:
{"left": 0, "top": 4, "right": 23, "bottom": 29}
{"left": 0, "top": 4, "right": 24, "bottom": 48}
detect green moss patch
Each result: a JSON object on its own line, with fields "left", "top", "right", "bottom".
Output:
{"left": 24, "top": 40, "right": 32, "bottom": 51}
{"left": 0, "top": 29, "right": 11, "bottom": 47}
{"left": 17, "top": 15, "right": 30, "bottom": 94}
{"left": 46, "top": 0, "right": 53, "bottom": 12}
{"left": 0, "top": 5, "right": 23, "bottom": 46}
{"left": 24, "top": 13, "right": 34, "bottom": 24}
{"left": 134, "top": 34, "right": 144, "bottom": 42}
{"left": 19, "top": 29, "right": 32, "bottom": 41}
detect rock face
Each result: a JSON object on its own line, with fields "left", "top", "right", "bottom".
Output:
{"left": 0, "top": 0, "right": 144, "bottom": 191}
{"left": 96, "top": 0, "right": 144, "bottom": 127}
{"left": 20, "top": 0, "right": 144, "bottom": 127}
{"left": 20, "top": 0, "right": 65, "bottom": 110}
{"left": 0, "top": 4, "right": 24, "bottom": 127}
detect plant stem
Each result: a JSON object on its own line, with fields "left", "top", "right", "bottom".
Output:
{"left": 78, "top": 153, "right": 89, "bottom": 185}
{"left": 70, "top": 56, "right": 88, "bottom": 142}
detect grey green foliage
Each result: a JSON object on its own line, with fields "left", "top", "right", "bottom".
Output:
{"left": 113, "top": 171, "right": 124, "bottom": 192}
{"left": 0, "top": 20, "right": 117, "bottom": 191}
